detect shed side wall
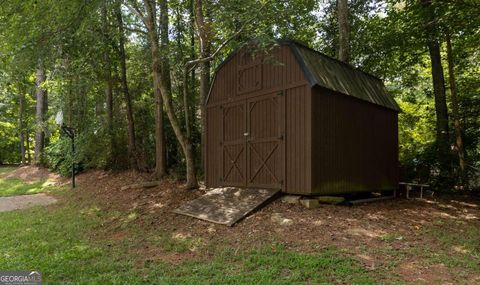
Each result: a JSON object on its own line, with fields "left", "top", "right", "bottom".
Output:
{"left": 311, "top": 86, "right": 399, "bottom": 195}
{"left": 284, "top": 85, "right": 312, "bottom": 194}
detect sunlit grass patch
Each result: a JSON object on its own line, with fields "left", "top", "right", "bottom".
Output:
{"left": 0, "top": 166, "right": 16, "bottom": 176}
{"left": 0, "top": 178, "right": 44, "bottom": 196}
{"left": 0, "top": 177, "right": 59, "bottom": 197}
{"left": 0, "top": 166, "right": 60, "bottom": 196}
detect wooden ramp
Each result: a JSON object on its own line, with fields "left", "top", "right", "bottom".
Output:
{"left": 173, "top": 187, "right": 280, "bottom": 226}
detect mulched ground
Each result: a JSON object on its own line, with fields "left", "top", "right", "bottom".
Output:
{"left": 27, "top": 168, "right": 480, "bottom": 284}
{"left": 2, "top": 165, "right": 63, "bottom": 183}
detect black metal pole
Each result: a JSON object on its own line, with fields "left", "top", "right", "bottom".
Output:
{"left": 72, "top": 134, "right": 75, "bottom": 189}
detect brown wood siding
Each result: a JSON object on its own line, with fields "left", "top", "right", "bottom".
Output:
{"left": 284, "top": 85, "right": 311, "bottom": 194}
{"left": 206, "top": 105, "right": 223, "bottom": 187}
{"left": 246, "top": 92, "right": 284, "bottom": 189}
{"left": 311, "top": 86, "right": 399, "bottom": 195}
{"left": 206, "top": 45, "right": 309, "bottom": 191}
{"left": 208, "top": 45, "right": 306, "bottom": 106}
{"left": 221, "top": 101, "right": 247, "bottom": 187}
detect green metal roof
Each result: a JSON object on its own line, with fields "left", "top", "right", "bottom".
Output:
{"left": 286, "top": 41, "right": 400, "bottom": 112}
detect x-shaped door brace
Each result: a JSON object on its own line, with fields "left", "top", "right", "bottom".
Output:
{"left": 249, "top": 143, "right": 279, "bottom": 183}
{"left": 223, "top": 147, "right": 244, "bottom": 181}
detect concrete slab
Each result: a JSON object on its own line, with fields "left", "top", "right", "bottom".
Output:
{"left": 281, "top": 195, "right": 301, "bottom": 204}
{"left": 317, "top": 196, "right": 345, "bottom": 204}
{"left": 173, "top": 187, "right": 280, "bottom": 226}
{"left": 0, "top": 193, "right": 57, "bottom": 212}
{"left": 300, "top": 198, "right": 321, "bottom": 209}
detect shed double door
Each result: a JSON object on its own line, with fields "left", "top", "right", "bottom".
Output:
{"left": 221, "top": 92, "right": 284, "bottom": 189}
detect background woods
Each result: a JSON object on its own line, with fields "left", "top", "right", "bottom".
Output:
{"left": 0, "top": 0, "right": 479, "bottom": 190}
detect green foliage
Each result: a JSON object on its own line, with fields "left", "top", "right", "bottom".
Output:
{"left": 44, "top": 129, "right": 116, "bottom": 176}
{"left": 43, "top": 136, "right": 75, "bottom": 177}
{"left": 0, "top": 121, "right": 20, "bottom": 164}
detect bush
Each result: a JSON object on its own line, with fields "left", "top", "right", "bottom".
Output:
{"left": 0, "top": 121, "right": 21, "bottom": 164}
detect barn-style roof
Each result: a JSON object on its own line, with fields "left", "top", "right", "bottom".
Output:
{"left": 208, "top": 39, "right": 400, "bottom": 112}
{"left": 283, "top": 40, "right": 400, "bottom": 111}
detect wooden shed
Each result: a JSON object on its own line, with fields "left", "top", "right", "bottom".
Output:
{"left": 205, "top": 40, "right": 400, "bottom": 195}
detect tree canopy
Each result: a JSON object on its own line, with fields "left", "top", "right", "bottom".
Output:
{"left": 0, "top": 0, "right": 479, "bottom": 190}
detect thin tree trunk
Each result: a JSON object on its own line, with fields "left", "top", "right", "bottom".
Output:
{"left": 26, "top": 128, "right": 31, "bottom": 164}
{"left": 18, "top": 84, "right": 26, "bottom": 165}
{"left": 143, "top": 0, "right": 166, "bottom": 178}
{"left": 115, "top": 0, "right": 140, "bottom": 170}
{"left": 446, "top": 32, "right": 466, "bottom": 185}
{"left": 102, "top": 0, "right": 115, "bottom": 164}
{"left": 195, "top": 0, "right": 211, "bottom": 174}
{"left": 189, "top": 0, "right": 196, "bottom": 129}
{"left": 95, "top": 95, "right": 103, "bottom": 116}
{"left": 105, "top": 78, "right": 113, "bottom": 134}
{"left": 336, "top": 0, "right": 350, "bottom": 63}
{"left": 159, "top": 0, "right": 198, "bottom": 189}
{"left": 422, "top": 0, "right": 450, "bottom": 177}
{"left": 34, "top": 63, "right": 47, "bottom": 165}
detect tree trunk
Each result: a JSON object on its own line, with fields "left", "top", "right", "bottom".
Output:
{"left": 18, "top": 84, "right": 26, "bottom": 165}
{"left": 195, "top": 0, "right": 211, "bottom": 175}
{"left": 422, "top": 0, "right": 450, "bottom": 177}
{"left": 189, "top": 0, "right": 196, "bottom": 129}
{"left": 26, "top": 127, "right": 31, "bottom": 164}
{"left": 159, "top": 0, "right": 198, "bottom": 189}
{"left": 102, "top": 0, "right": 115, "bottom": 163}
{"left": 143, "top": 0, "right": 166, "bottom": 179}
{"left": 115, "top": 0, "right": 140, "bottom": 170}
{"left": 446, "top": 32, "right": 466, "bottom": 185}
{"left": 34, "top": 63, "right": 47, "bottom": 165}
{"left": 336, "top": 0, "right": 350, "bottom": 63}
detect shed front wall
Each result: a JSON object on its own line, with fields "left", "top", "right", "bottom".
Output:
{"left": 310, "top": 86, "right": 399, "bottom": 195}
{"left": 206, "top": 45, "right": 311, "bottom": 193}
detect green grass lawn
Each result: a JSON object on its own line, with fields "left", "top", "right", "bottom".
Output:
{"left": 421, "top": 219, "right": 480, "bottom": 276}
{"left": 0, "top": 178, "right": 49, "bottom": 197}
{"left": 0, "top": 190, "right": 374, "bottom": 285}
{"left": 0, "top": 166, "right": 16, "bottom": 175}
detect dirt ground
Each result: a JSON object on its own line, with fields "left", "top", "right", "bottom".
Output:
{"left": 0, "top": 193, "right": 57, "bottom": 212}
{"left": 1, "top": 165, "right": 62, "bottom": 183}
{"left": 45, "top": 169, "right": 480, "bottom": 284}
